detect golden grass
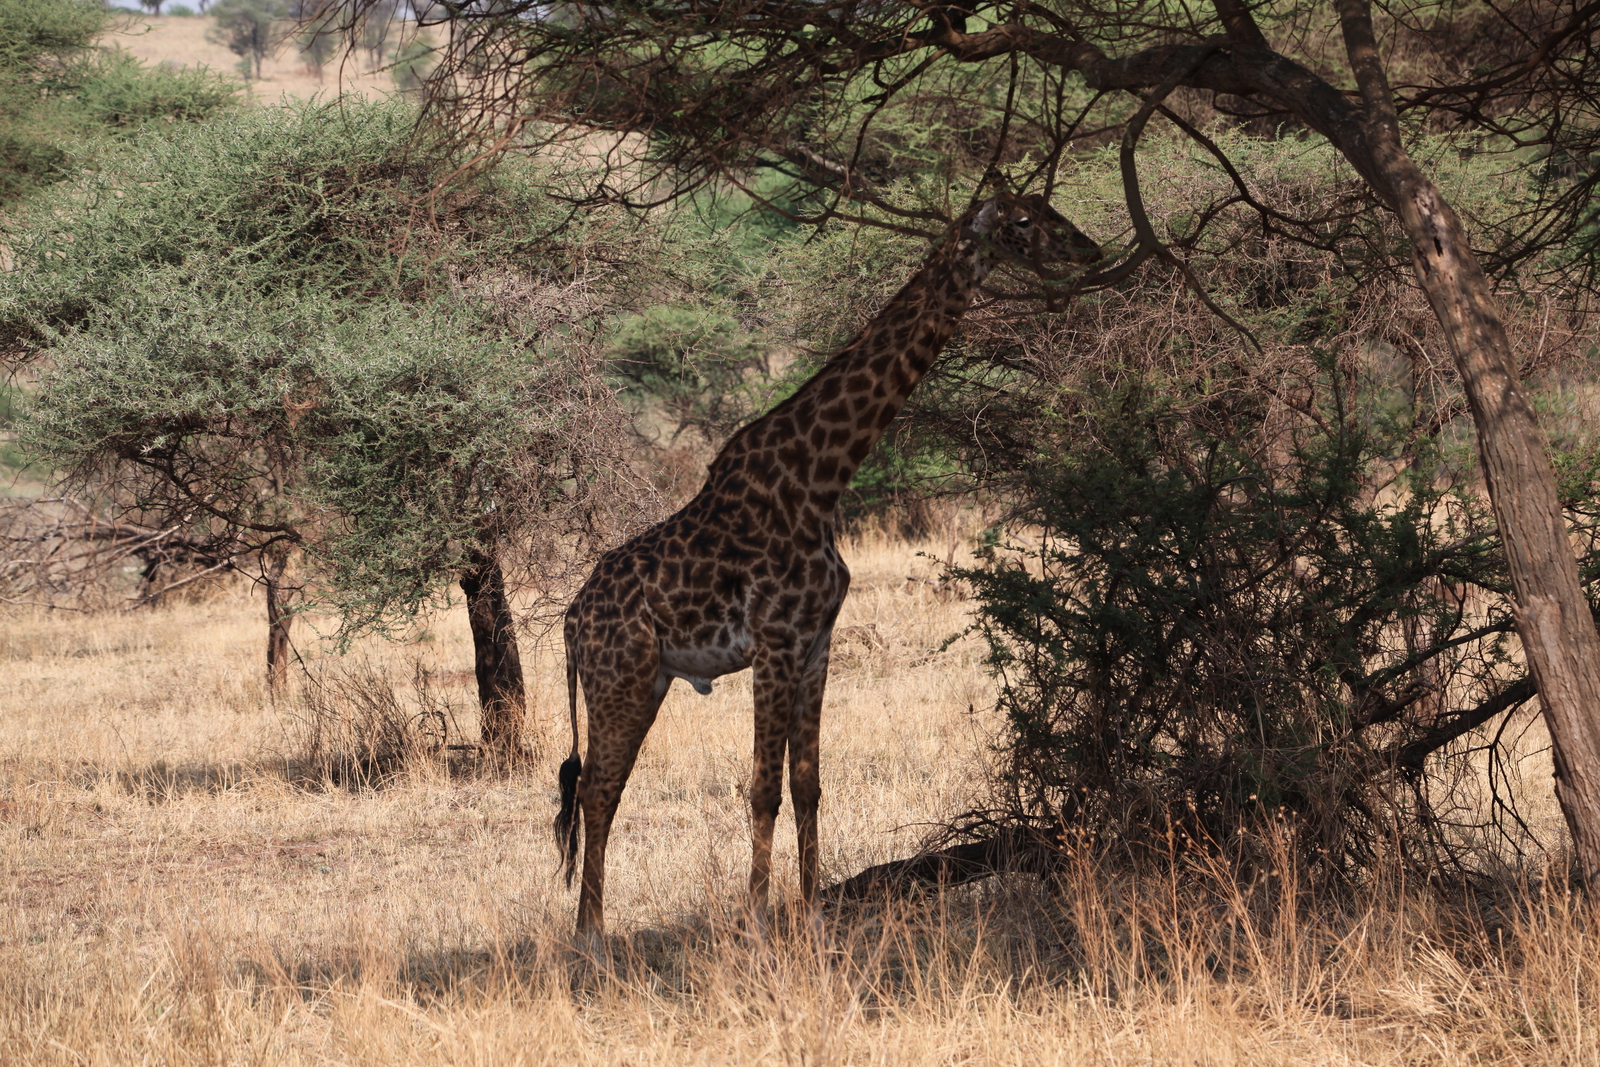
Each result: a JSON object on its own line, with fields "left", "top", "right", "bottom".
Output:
{"left": 2, "top": 530, "right": 1597, "bottom": 1065}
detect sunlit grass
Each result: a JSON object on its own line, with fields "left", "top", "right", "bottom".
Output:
{"left": 1, "top": 531, "right": 1594, "bottom": 1065}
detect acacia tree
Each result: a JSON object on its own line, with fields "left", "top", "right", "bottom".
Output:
{"left": 321, "top": 0, "right": 1600, "bottom": 876}
{"left": 207, "top": 0, "right": 287, "bottom": 81}
{"left": 2, "top": 99, "right": 649, "bottom": 750}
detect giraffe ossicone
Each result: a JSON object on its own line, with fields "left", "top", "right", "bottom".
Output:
{"left": 553, "top": 194, "right": 1100, "bottom": 939}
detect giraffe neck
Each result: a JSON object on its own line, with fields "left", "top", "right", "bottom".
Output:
{"left": 706, "top": 233, "right": 989, "bottom": 521}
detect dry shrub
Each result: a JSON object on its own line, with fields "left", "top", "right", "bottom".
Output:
{"left": 9, "top": 846, "right": 1598, "bottom": 1064}
{"left": 287, "top": 660, "right": 467, "bottom": 786}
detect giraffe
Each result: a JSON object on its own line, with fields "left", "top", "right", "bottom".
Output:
{"left": 554, "top": 194, "right": 1098, "bottom": 939}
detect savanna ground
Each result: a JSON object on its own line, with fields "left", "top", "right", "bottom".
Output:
{"left": 3, "top": 526, "right": 1597, "bottom": 1065}
{"left": 114, "top": 10, "right": 395, "bottom": 102}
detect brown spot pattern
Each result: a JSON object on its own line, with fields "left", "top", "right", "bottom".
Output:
{"left": 556, "top": 196, "right": 1083, "bottom": 937}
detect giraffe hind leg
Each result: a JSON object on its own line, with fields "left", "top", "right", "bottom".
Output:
{"left": 573, "top": 654, "right": 669, "bottom": 939}
{"left": 790, "top": 650, "right": 830, "bottom": 917}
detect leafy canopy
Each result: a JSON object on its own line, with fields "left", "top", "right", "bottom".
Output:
{"left": 6, "top": 97, "right": 647, "bottom": 634}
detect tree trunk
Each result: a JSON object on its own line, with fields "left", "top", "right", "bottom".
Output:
{"left": 263, "top": 546, "right": 297, "bottom": 690}
{"left": 1336, "top": 0, "right": 1600, "bottom": 883}
{"left": 460, "top": 548, "right": 527, "bottom": 755}
{"left": 1397, "top": 177, "right": 1600, "bottom": 883}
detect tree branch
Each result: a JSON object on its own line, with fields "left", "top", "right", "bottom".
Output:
{"left": 1387, "top": 677, "right": 1538, "bottom": 773}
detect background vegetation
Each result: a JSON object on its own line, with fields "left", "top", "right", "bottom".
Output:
{"left": 0, "top": 0, "right": 237, "bottom": 205}
{"left": 2, "top": 1, "right": 1599, "bottom": 1061}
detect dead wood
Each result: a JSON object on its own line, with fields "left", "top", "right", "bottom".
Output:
{"left": 821, "top": 825, "right": 1045, "bottom": 904}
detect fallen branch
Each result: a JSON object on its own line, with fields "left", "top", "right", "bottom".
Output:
{"left": 821, "top": 825, "right": 1043, "bottom": 904}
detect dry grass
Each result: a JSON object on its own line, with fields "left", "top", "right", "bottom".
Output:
{"left": 110, "top": 12, "right": 398, "bottom": 103}
{"left": 2, "top": 530, "right": 1597, "bottom": 1065}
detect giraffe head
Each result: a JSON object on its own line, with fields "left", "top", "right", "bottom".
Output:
{"left": 961, "top": 193, "right": 1103, "bottom": 280}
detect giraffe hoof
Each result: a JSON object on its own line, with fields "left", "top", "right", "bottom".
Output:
{"left": 569, "top": 929, "right": 607, "bottom": 974}
{"left": 740, "top": 905, "right": 770, "bottom": 946}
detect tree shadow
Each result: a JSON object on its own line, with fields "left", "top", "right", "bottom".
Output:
{"left": 247, "top": 888, "right": 1024, "bottom": 1008}
{"left": 271, "top": 744, "right": 538, "bottom": 793}
{"left": 74, "top": 744, "right": 532, "bottom": 805}
{"left": 258, "top": 911, "right": 728, "bottom": 1003}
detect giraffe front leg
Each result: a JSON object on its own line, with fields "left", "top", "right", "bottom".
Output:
{"left": 790, "top": 650, "right": 829, "bottom": 920}
{"left": 748, "top": 650, "right": 801, "bottom": 931}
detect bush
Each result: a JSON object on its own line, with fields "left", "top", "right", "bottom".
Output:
{"left": 62, "top": 50, "right": 239, "bottom": 130}
{"left": 609, "top": 305, "right": 769, "bottom": 443}
{"left": 0, "top": 0, "right": 237, "bottom": 204}
{"left": 289, "top": 660, "right": 465, "bottom": 785}
{"left": 954, "top": 360, "right": 1600, "bottom": 880}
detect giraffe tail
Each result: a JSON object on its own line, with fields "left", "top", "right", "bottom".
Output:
{"left": 554, "top": 622, "right": 582, "bottom": 888}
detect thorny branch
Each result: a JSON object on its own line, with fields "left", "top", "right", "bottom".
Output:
{"left": 0, "top": 495, "right": 248, "bottom": 610}
{"left": 314, "top": 0, "right": 1598, "bottom": 293}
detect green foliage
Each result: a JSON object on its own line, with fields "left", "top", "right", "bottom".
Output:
{"left": 404, "top": 0, "right": 1600, "bottom": 302}
{"left": 3, "top": 98, "right": 593, "bottom": 359}
{"left": 24, "top": 275, "right": 322, "bottom": 545}
{"left": 0, "top": 0, "right": 106, "bottom": 69}
{"left": 0, "top": 380, "right": 31, "bottom": 488}
{"left": 295, "top": 309, "right": 588, "bottom": 636}
{"left": 609, "top": 305, "right": 768, "bottom": 443}
{"left": 390, "top": 35, "right": 432, "bottom": 94}
{"left": 0, "top": 0, "right": 237, "bottom": 204}
{"left": 585, "top": 176, "right": 806, "bottom": 444}
{"left": 839, "top": 423, "right": 963, "bottom": 531}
